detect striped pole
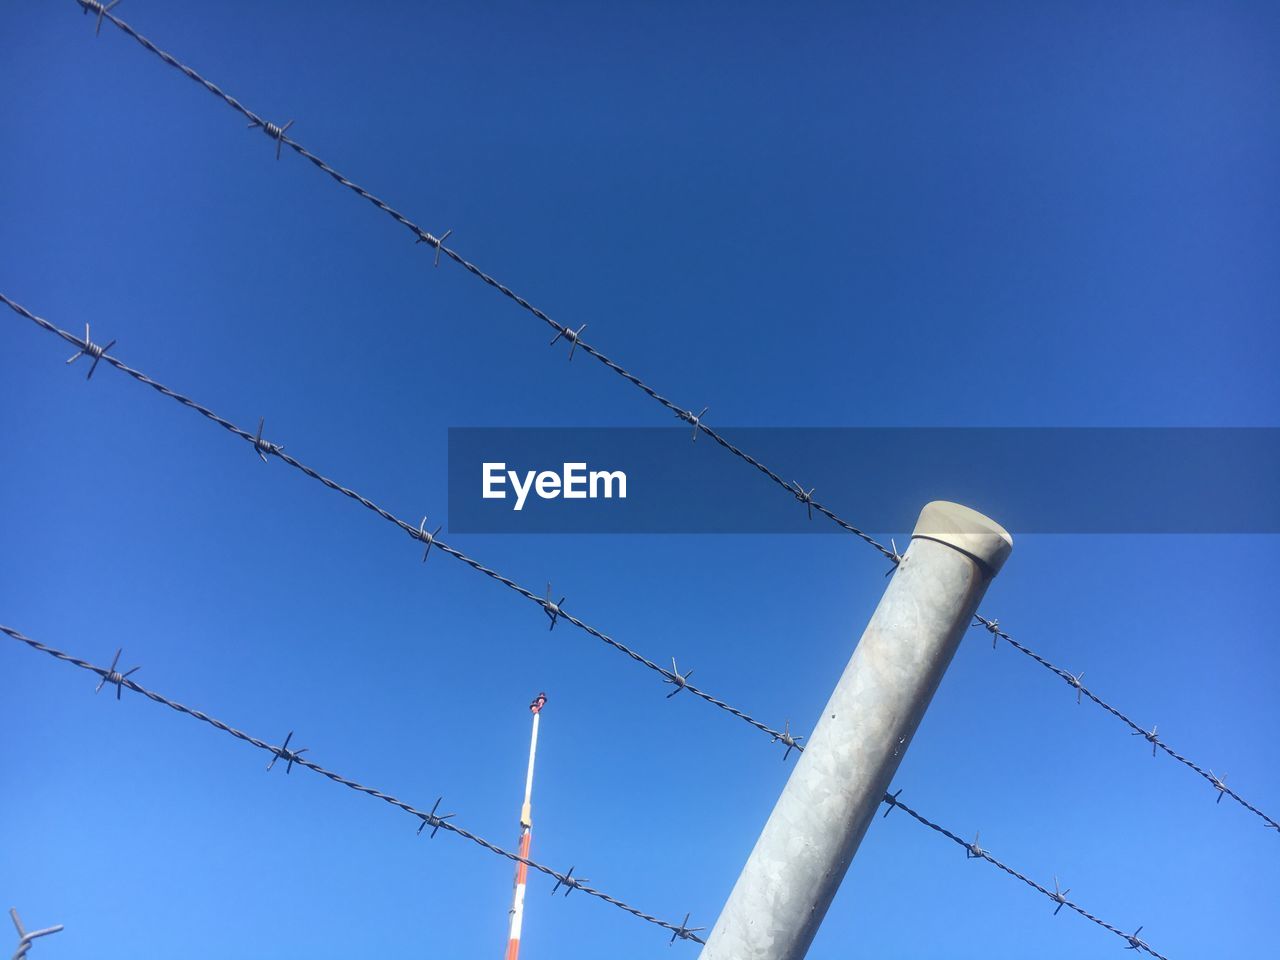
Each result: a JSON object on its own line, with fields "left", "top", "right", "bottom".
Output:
{"left": 506, "top": 692, "right": 546, "bottom": 960}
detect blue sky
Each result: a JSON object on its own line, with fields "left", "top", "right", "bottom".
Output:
{"left": 2, "top": 1, "right": 1277, "bottom": 957}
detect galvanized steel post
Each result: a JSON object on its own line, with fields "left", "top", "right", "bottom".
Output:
{"left": 699, "top": 501, "right": 1013, "bottom": 960}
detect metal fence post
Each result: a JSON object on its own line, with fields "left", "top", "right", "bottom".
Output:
{"left": 698, "top": 501, "right": 1013, "bottom": 960}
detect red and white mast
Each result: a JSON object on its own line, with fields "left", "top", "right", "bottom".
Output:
{"left": 505, "top": 691, "right": 547, "bottom": 960}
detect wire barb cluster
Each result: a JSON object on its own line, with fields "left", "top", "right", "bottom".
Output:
{"left": 770, "top": 719, "right": 804, "bottom": 761}
{"left": 549, "top": 322, "right": 588, "bottom": 361}
{"left": 78, "top": 0, "right": 118, "bottom": 37}
{"left": 415, "top": 797, "right": 454, "bottom": 838}
{"left": 541, "top": 583, "right": 567, "bottom": 631}
{"left": 550, "top": 866, "right": 588, "bottom": 897}
{"left": 252, "top": 417, "right": 282, "bottom": 462}
{"left": 971, "top": 615, "right": 1279, "bottom": 832}
{"left": 65, "top": 322, "right": 115, "bottom": 379}
{"left": 9, "top": 909, "right": 63, "bottom": 960}
{"left": 790, "top": 480, "right": 817, "bottom": 520}
{"left": 2, "top": 291, "right": 795, "bottom": 751}
{"left": 417, "top": 516, "right": 442, "bottom": 561}
{"left": 1, "top": 623, "right": 705, "bottom": 946}
{"left": 879, "top": 791, "right": 1170, "bottom": 959}
{"left": 664, "top": 658, "right": 693, "bottom": 699}
{"left": 248, "top": 117, "right": 294, "bottom": 160}
{"left": 94, "top": 647, "right": 139, "bottom": 699}
{"left": 266, "top": 730, "right": 308, "bottom": 774}
{"left": 669, "top": 913, "right": 706, "bottom": 946}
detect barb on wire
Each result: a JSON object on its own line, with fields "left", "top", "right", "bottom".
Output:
{"left": 3, "top": 292, "right": 794, "bottom": 751}
{"left": 770, "top": 719, "right": 804, "bottom": 761}
{"left": 790, "top": 481, "right": 816, "bottom": 521}
{"left": 1133, "top": 725, "right": 1161, "bottom": 758}
{"left": 668, "top": 913, "right": 705, "bottom": 946}
{"left": 81, "top": 0, "right": 118, "bottom": 36}
{"left": 879, "top": 790, "right": 1170, "bottom": 959}
{"left": 664, "top": 658, "right": 693, "bottom": 699}
{"left": 677, "top": 406, "right": 708, "bottom": 443}
{"left": 881, "top": 788, "right": 903, "bottom": 818}
{"left": 884, "top": 539, "right": 904, "bottom": 576}
{"left": 93, "top": 647, "right": 139, "bottom": 699}
{"left": 1067, "top": 671, "right": 1085, "bottom": 704}
{"left": 1209, "top": 772, "right": 1228, "bottom": 805}
{"left": 415, "top": 797, "right": 453, "bottom": 838}
{"left": 248, "top": 117, "right": 293, "bottom": 160}
{"left": 974, "top": 616, "right": 1001, "bottom": 650}
{"left": 266, "top": 730, "right": 308, "bottom": 774}
{"left": 65, "top": 322, "right": 115, "bottom": 379}
{"left": 418, "top": 228, "right": 452, "bottom": 268}
{"left": 65, "top": 0, "right": 902, "bottom": 560}
{"left": 551, "top": 866, "right": 588, "bottom": 897}
{"left": 252, "top": 417, "right": 281, "bottom": 462}
{"left": 549, "top": 323, "right": 588, "bottom": 361}
{"left": 2, "top": 623, "right": 705, "bottom": 946}
{"left": 965, "top": 830, "right": 983, "bottom": 859}
{"left": 970, "top": 615, "right": 1279, "bottom": 833}
{"left": 541, "top": 583, "right": 566, "bottom": 631}
{"left": 1051, "top": 876, "right": 1071, "bottom": 916}
{"left": 417, "top": 516, "right": 442, "bottom": 561}
{"left": 9, "top": 909, "right": 63, "bottom": 960}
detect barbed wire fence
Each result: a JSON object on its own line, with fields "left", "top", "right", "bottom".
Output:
{"left": 60, "top": 0, "right": 1278, "bottom": 830}
{"left": 0, "top": 1, "right": 1268, "bottom": 955}
{"left": 5, "top": 292, "right": 1168, "bottom": 958}
{"left": 0, "top": 624, "right": 706, "bottom": 945}
{"left": 2, "top": 622, "right": 1170, "bottom": 958}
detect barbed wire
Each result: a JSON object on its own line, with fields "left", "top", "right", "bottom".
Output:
{"left": 971, "top": 616, "right": 1279, "bottom": 833}
{"left": 1, "top": 623, "right": 706, "bottom": 945}
{"left": 61, "top": 4, "right": 1275, "bottom": 836}
{"left": 4, "top": 619, "right": 1174, "bottom": 956}
{"left": 879, "top": 790, "right": 1168, "bottom": 959}
{"left": 64, "top": 0, "right": 1274, "bottom": 838}
{"left": 1, "top": 291, "right": 794, "bottom": 751}
{"left": 25, "top": 0, "right": 1259, "bottom": 939}
{"left": 66, "top": 0, "right": 900, "bottom": 564}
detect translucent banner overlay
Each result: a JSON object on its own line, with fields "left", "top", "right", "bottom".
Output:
{"left": 447, "top": 428, "right": 1280, "bottom": 534}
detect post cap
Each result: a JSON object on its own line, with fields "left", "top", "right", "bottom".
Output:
{"left": 911, "top": 501, "right": 1013, "bottom": 574}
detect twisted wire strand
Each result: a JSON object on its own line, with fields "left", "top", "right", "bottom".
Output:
{"left": 1, "top": 622, "right": 705, "bottom": 944}
{"left": 2, "top": 292, "right": 791, "bottom": 748}
{"left": 880, "top": 791, "right": 1169, "bottom": 959}
{"left": 67, "top": 0, "right": 897, "bottom": 564}
{"left": 973, "top": 617, "right": 1279, "bottom": 833}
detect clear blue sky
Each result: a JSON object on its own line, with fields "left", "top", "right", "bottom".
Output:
{"left": 3, "top": 1, "right": 1277, "bottom": 957}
